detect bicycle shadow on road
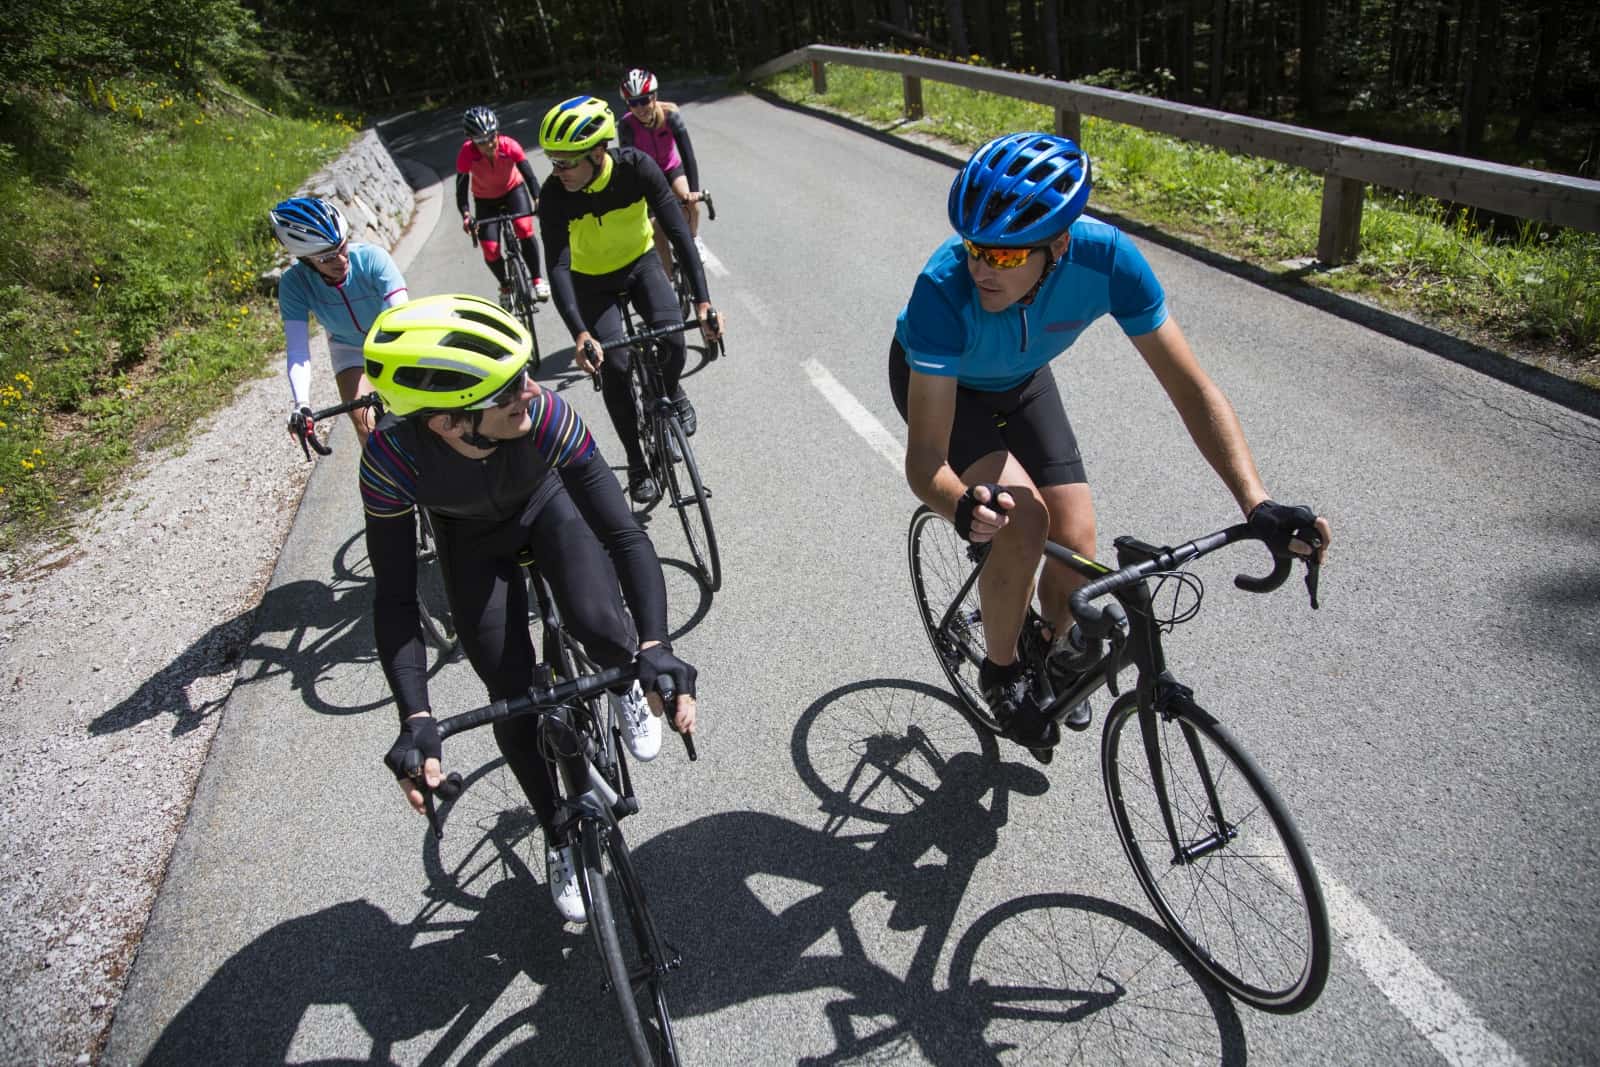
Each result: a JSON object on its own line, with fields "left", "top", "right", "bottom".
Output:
{"left": 136, "top": 879, "right": 629, "bottom": 1066}
{"left": 620, "top": 677, "right": 1246, "bottom": 1064}
{"left": 89, "top": 531, "right": 452, "bottom": 737}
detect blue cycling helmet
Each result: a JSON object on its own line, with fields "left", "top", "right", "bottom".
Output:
{"left": 947, "top": 133, "right": 1092, "bottom": 247}
{"left": 269, "top": 197, "right": 350, "bottom": 257}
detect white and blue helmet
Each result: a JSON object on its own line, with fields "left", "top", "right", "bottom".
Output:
{"left": 268, "top": 197, "right": 350, "bottom": 257}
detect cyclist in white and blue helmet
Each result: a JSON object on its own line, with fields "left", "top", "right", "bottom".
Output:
{"left": 891, "top": 132, "right": 1331, "bottom": 757}
{"left": 270, "top": 196, "right": 408, "bottom": 444}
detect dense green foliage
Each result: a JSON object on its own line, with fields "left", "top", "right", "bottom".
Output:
{"left": 0, "top": 0, "right": 352, "bottom": 546}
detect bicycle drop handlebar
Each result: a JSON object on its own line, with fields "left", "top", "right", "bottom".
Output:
{"left": 468, "top": 213, "right": 534, "bottom": 249}
{"left": 1067, "top": 522, "right": 1322, "bottom": 642}
{"left": 290, "top": 393, "right": 383, "bottom": 459}
{"left": 583, "top": 311, "right": 723, "bottom": 391}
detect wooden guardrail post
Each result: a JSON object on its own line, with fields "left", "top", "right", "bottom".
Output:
{"left": 1055, "top": 106, "right": 1081, "bottom": 143}
{"left": 1317, "top": 175, "right": 1365, "bottom": 265}
{"left": 811, "top": 60, "right": 827, "bottom": 94}
{"left": 903, "top": 75, "right": 924, "bottom": 119}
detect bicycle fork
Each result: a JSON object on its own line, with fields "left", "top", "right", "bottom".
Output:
{"left": 1138, "top": 675, "right": 1238, "bottom": 866}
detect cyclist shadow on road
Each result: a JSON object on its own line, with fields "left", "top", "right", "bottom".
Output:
{"left": 139, "top": 878, "right": 631, "bottom": 1066}
{"left": 89, "top": 530, "right": 452, "bottom": 737}
{"left": 627, "top": 677, "right": 1247, "bottom": 1065}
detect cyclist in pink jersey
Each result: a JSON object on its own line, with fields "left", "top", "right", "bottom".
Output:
{"left": 457, "top": 105, "right": 551, "bottom": 306}
{"left": 616, "top": 69, "right": 706, "bottom": 275}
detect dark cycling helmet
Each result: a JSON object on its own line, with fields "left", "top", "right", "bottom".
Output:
{"left": 269, "top": 197, "right": 350, "bottom": 257}
{"left": 620, "top": 68, "right": 658, "bottom": 100}
{"left": 364, "top": 294, "right": 532, "bottom": 417}
{"left": 539, "top": 96, "right": 616, "bottom": 153}
{"left": 463, "top": 105, "right": 499, "bottom": 140}
{"left": 947, "top": 133, "right": 1092, "bottom": 247}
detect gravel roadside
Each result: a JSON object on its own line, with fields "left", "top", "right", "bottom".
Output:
{"left": 0, "top": 156, "right": 438, "bottom": 1066}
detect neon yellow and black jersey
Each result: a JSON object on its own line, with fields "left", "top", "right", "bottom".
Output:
{"left": 537, "top": 146, "right": 708, "bottom": 335}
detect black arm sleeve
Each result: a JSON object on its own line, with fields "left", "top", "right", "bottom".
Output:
{"left": 367, "top": 510, "right": 431, "bottom": 719}
{"left": 455, "top": 172, "right": 471, "bottom": 217}
{"left": 618, "top": 120, "right": 636, "bottom": 150}
{"left": 557, "top": 451, "right": 669, "bottom": 645}
{"left": 538, "top": 180, "right": 584, "bottom": 336}
{"left": 666, "top": 109, "right": 700, "bottom": 192}
{"left": 639, "top": 154, "right": 708, "bottom": 305}
{"left": 515, "top": 158, "right": 540, "bottom": 203}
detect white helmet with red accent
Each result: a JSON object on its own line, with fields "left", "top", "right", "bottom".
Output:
{"left": 620, "top": 68, "right": 658, "bottom": 102}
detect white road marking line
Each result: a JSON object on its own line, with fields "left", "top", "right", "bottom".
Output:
{"left": 698, "top": 243, "right": 729, "bottom": 277}
{"left": 736, "top": 291, "right": 773, "bottom": 328}
{"left": 1321, "top": 873, "right": 1527, "bottom": 1067}
{"left": 806, "top": 354, "right": 1528, "bottom": 1067}
{"left": 802, "top": 359, "right": 904, "bottom": 471}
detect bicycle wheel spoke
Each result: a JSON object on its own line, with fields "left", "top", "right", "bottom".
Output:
{"left": 1102, "top": 698, "right": 1329, "bottom": 1012}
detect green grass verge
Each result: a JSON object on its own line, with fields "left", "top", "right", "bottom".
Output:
{"left": 762, "top": 66, "right": 1600, "bottom": 382}
{"left": 0, "top": 76, "right": 359, "bottom": 551}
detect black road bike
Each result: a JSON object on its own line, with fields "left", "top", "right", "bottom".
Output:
{"left": 586, "top": 304, "right": 723, "bottom": 593}
{"left": 907, "top": 508, "right": 1332, "bottom": 1013}
{"left": 473, "top": 213, "right": 544, "bottom": 371}
{"left": 291, "top": 393, "right": 457, "bottom": 655}
{"left": 420, "top": 561, "right": 697, "bottom": 1065}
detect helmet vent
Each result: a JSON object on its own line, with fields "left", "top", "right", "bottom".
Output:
{"left": 441, "top": 330, "right": 511, "bottom": 359}
{"left": 393, "top": 366, "right": 480, "bottom": 392}
{"left": 455, "top": 308, "right": 521, "bottom": 341}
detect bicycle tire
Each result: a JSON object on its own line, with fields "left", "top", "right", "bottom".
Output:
{"left": 579, "top": 820, "right": 680, "bottom": 1065}
{"left": 505, "top": 246, "right": 542, "bottom": 372}
{"left": 1100, "top": 691, "right": 1330, "bottom": 1013}
{"left": 671, "top": 260, "right": 692, "bottom": 321}
{"left": 906, "top": 507, "right": 998, "bottom": 732}
{"left": 415, "top": 511, "right": 459, "bottom": 657}
{"left": 659, "top": 416, "right": 721, "bottom": 592}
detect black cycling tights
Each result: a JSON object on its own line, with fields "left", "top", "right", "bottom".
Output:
{"left": 575, "top": 255, "right": 686, "bottom": 471}
{"left": 438, "top": 465, "right": 650, "bottom": 837}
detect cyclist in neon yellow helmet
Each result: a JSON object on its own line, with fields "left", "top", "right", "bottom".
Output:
{"left": 360, "top": 293, "right": 700, "bottom": 925}
{"left": 536, "top": 95, "right": 727, "bottom": 505}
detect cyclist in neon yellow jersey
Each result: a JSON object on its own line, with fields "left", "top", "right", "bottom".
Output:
{"left": 536, "top": 95, "right": 725, "bottom": 506}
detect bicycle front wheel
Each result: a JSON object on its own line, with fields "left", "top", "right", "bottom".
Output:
{"left": 906, "top": 507, "right": 996, "bottom": 732}
{"left": 659, "top": 416, "right": 721, "bottom": 592}
{"left": 579, "top": 820, "right": 681, "bottom": 1065}
{"left": 1101, "top": 692, "right": 1330, "bottom": 1013}
{"left": 506, "top": 253, "right": 542, "bottom": 372}
{"left": 415, "top": 511, "right": 459, "bottom": 656}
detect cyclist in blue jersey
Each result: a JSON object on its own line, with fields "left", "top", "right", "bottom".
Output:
{"left": 891, "top": 132, "right": 1331, "bottom": 755}
{"left": 271, "top": 197, "right": 408, "bottom": 443}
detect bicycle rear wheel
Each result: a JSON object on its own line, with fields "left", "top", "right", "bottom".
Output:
{"left": 415, "top": 510, "right": 459, "bottom": 656}
{"left": 906, "top": 507, "right": 997, "bottom": 732}
{"left": 1101, "top": 691, "right": 1330, "bottom": 1013}
{"left": 579, "top": 820, "right": 681, "bottom": 1065}
{"left": 658, "top": 416, "right": 721, "bottom": 592}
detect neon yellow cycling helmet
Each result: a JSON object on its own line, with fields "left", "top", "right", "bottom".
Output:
{"left": 363, "top": 294, "right": 532, "bottom": 417}
{"left": 539, "top": 96, "right": 616, "bottom": 153}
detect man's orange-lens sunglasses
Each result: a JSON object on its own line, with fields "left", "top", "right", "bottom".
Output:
{"left": 962, "top": 239, "right": 1039, "bottom": 270}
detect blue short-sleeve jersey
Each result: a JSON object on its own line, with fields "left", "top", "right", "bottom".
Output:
{"left": 894, "top": 217, "right": 1168, "bottom": 391}
{"left": 277, "top": 243, "right": 408, "bottom": 348}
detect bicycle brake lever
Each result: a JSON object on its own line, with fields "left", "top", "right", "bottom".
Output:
{"left": 420, "top": 771, "right": 463, "bottom": 841}
{"left": 1304, "top": 558, "right": 1321, "bottom": 610}
{"left": 1101, "top": 603, "right": 1129, "bottom": 698}
{"left": 656, "top": 677, "right": 698, "bottom": 761}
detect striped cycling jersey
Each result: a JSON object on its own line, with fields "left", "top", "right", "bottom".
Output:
{"left": 277, "top": 243, "right": 407, "bottom": 348}
{"left": 359, "top": 387, "right": 595, "bottom": 521}
{"left": 895, "top": 218, "right": 1168, "bottom": 391}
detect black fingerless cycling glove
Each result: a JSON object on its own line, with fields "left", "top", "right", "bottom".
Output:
{"left": 1248, "top": 500, "right": 1319, "bottom": 556}
{"left": 636, "top": 644, "right": 697, "bottom": 701}
{"left": 953, "top": 483, "right": 1007, "bottom": 543}
{"left": 383, "top": 715, "right": 441, "bottom": 780}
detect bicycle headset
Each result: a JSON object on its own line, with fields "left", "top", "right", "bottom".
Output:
{"left": 364, "top": 294, "right": 532, "bottom": 438}
{"left": 463, "top": 105, "right": 499, "bottom": 140}
{"left": 269, "top": 197, "right": 350, "bottom": 257}
{"left": 948, "top": 133, "right": 1093, "bottom": 302}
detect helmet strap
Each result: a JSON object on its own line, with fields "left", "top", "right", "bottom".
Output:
{"left": 1018, "top": 248, "right": 1058, "bottom": 306}
{"left": 459, "top": 427, "right": 505, "bottom": 450}
{"left": 581, "top": 150, "right": 614, "bottom": 194}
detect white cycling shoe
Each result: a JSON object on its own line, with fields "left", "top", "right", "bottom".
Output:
{"left": 497, "top": 284, "right": 514, "bottom": 310}
{"left": 533, "top": 276, "right": 551, "bottom": 302}
{"left": 616, "top": 681, "right": 661, "bottom": 762}
{"left": 546, "top": 840, "right": 587, "bottom": 924}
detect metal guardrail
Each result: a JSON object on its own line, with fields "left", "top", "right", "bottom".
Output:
{"left": 746, "top": 44, "right": 1600, "bottom": 265}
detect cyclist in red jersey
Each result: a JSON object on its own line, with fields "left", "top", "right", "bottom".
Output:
{"left": 457, "top": 105, "right": 551, "bottom": 306}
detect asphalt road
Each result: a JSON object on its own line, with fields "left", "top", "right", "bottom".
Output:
{"left": 104, "top": 89, "right": 1600, "bottom": 1066}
